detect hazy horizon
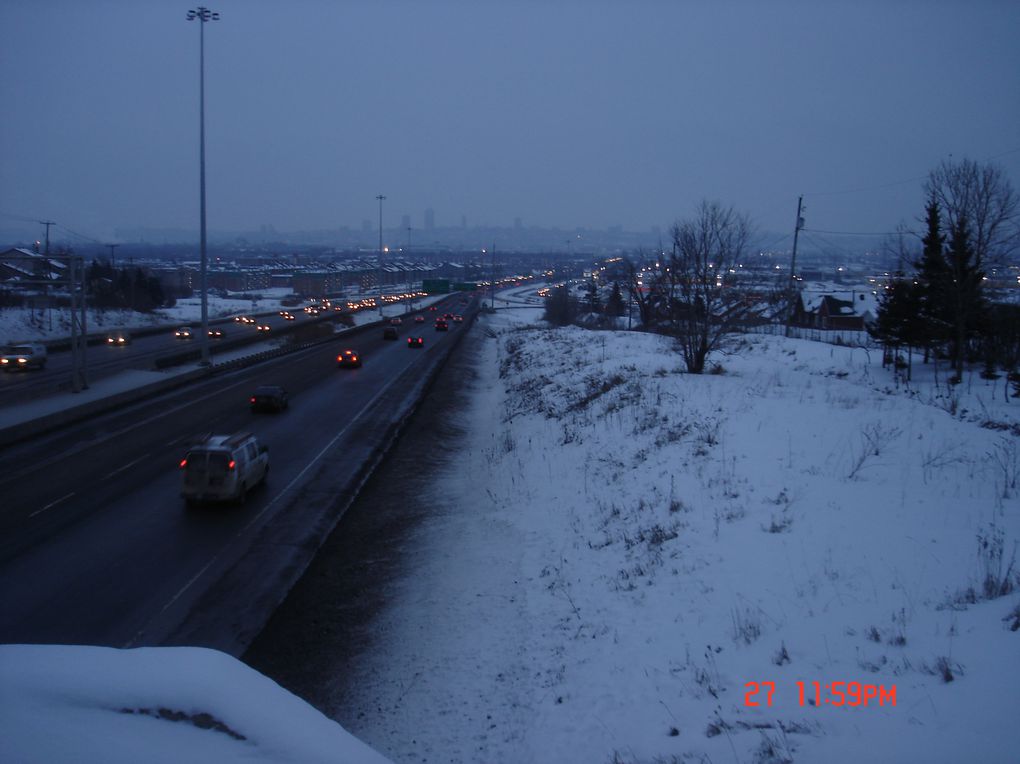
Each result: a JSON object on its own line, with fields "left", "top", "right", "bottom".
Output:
{"left": 2, "top": 0, "right": 1018, "bottom": 248}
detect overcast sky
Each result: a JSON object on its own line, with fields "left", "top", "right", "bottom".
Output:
{"left": 2, "top": 0, "right": 1018, "bottom": 244}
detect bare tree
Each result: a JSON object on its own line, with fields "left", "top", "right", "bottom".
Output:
{"left": 621, "top": 252, "right": 661, "bottom": 327}
{"left": 669, "top": 200, "right": 758, "bottom": 373}
{"left": 925, "top": 158, "right": 1019, "bottom": 270}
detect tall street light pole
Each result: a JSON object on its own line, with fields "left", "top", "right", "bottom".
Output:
{"left": 187, "top": 5, "right": 219, "bottom": 365}
{"left": 376, "top": 194, "right": 386, "bottom": 316}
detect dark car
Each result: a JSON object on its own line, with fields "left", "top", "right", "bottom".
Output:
{"left": 337, "top": 349, "right": 363, "bottom": 368}
{"left": 414, "top": 315, "right": 425, "bottom": 324}
{"left": 407, "top": 336, "right": 424, "bottom": 348}
{"left": 452, "top": 315, "right": 464, "bottom": 323}
{"left": 174, "top": 326, "right": 193, "bottom": 339}
{"left": 434, "top": 319, "right": 449, "bottom": 331}
{"left": 208, "top": 328, "right": 225, "bottom": 339}
{"left": 383, "top": 326, "right": 398, "bottom": 340}
{"left": 250, "top": 385, "right": 289, "bottom": 413}
{"left": 105, "top": 333, "right": 130, "bottom": 346}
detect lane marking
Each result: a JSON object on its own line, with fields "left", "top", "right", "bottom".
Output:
{"left": 30, "top": 492, "right": 76, "bottom": 518}
{"left": 103, "top": 454, "right": 148, "bottom": 479}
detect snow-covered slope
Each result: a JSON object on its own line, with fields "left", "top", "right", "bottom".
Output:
{"left": 0, "top": 645, "right": 390, "bottom": 763}
{"left": 337, "top": 310, "right": 1020, "bottom": 763}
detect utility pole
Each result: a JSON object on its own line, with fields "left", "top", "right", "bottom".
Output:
{"left": 785, "top": 195, "right": 805, "bottom": 337}
{"left": 187, "top": 5, "right": 220, "bottom": 365}
{"left": 376, "top": 194, "right": 386, "bottom": 316}
{"left": 106, "top": 243, "right": 119, "bottom": 269}
{"left": 38, "top": 220, "right": 55, "bottom": 331}
{"left": 39, "top": 220, "right": 55, "bottom": 255}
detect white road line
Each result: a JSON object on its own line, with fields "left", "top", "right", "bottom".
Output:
{"left": 103, "top": 454, "right": 148, "bottom": 479}
{"left": 29, "top": 492, "right": 76, "bottom": 518}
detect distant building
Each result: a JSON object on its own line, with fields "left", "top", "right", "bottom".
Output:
{"left": 424, "top": 208, "right": 435, "bottom": 232}
{"left": 401, "top": 214, "right": 411, "bottom": 230}
{"left": 0, "top": 247, "right": 66, "bottom": 284}
{"left": 792, "top": 289, "right": 876, "bottom": 331}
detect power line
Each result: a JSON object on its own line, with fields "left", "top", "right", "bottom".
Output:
{"left": 802, "top": 227, "right": 904, "bottom": 237}
{"left": 56, "top": 224, "right": 105, "bottom": 246}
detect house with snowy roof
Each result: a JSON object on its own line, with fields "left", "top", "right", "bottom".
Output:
{"left": 0, "top": 247, "right": 66, "bottom": 285}
{"left": 791, "top": 288, "right": 877, "bottom": 331}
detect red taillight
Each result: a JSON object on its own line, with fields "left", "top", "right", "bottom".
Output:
{"left": 179, "top": 459, "right": 187, "bottom": 469}
{"left": 250, "top": 397, "right": 256, "bottom": 403}
{"left": 228, "top": 460, "right": 236, "bottom": 471}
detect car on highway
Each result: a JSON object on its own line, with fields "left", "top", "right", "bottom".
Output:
{"left": 453, "top": 315, "right": 464, "bottom": 323}
{"left": 407, "top": 336, "right": 424, "bottom": 348}
{"left": 414, "top": 315, "right": 425, "bottom": 324}
{"left": 105, "top": 333, "right": 130, "bottom": 346}
{"left": 256, "top": 324, "right": 271, "bottom": 334}
{"left": 249, "top": 385, "right": 289, "bottom": 413}
{"left": 429, "top": 305, "right": 438, "bottom": 311}
{"left": 174, "top": 327, "right": 193, "bottom": 339}
{"left": 337, "top": 349, "right": 362, "bottom": 368}
{"left": 383, "top": 326, "right": 398, "bottom": 340}
{"left": 389, "top": 317, "right": 402, "bottom": 326}
{"left": 208, "top": 328, "right": 225, "bottom": 339}
{"left": 434, "top": 319, "right": 449, "bottom": 331}
{"left": 282, "top": 312, "right": 296, "bottom": 320}
{"left": 235, "top": 316, "right": 255, "bottom": 324}
{"left": 443, "top": 312, "right": 454, "bottom": 320}
{"left": 180, "top": 432, "right": 269, "bottom": 507}
{"left": 1, "top": 343, "right": 47, "bottom": 371}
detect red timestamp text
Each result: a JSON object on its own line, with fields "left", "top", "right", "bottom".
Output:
{"left": 744, "top": 681, "right": 896, "bottom": 708}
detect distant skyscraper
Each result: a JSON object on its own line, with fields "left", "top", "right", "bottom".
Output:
{"left": 401, "top": 214, "right": 411, "bottom": 230}
{"left": 424, "top": 208, "right": 435, "bottom": 231}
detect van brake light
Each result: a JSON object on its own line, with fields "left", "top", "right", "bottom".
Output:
{"left": 228, "top": 460, "right": 236, "bottom": 470}
{"left": 179, "top": 459, "right": 187, "bottom": 469}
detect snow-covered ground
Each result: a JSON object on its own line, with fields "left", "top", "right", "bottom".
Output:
{"left": 336, "top": 304, "right": 1020, "bottom": 763}
{"left": 0, "top": 644, "right": 390, "bottom": 763}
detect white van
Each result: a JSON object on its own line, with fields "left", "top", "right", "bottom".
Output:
{"left": 180, "top": 432, "right": 269, "bottom": 506}
{"left": 0, "top": 343, "right": 47, "bottom": 371}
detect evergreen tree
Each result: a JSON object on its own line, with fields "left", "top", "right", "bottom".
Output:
{"left": 585, "top": 276, "right": 601, "bottom": 314}
{"left": 945, "top": 214, "right": 986, "bottom": 381}
{"left": 604, "top": 281, "right": 625, "bottom": 317}
{"left": 870, "top": 271, "right": 922, "bottom": 378}
{"left": 543, "top": 285, "right": 576, "bottom": 327}
{"left": 913, "top": 195, "right": 951, "bottom": 358}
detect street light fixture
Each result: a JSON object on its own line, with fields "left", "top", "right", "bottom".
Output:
{"left": 187, "top": 5, "right": 220, "bottom": 365}
{"left": 376, "top": 194, "right": 386, "bottom": 316}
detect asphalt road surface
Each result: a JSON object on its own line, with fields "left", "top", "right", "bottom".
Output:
{"left": 0, "top": 296, "right": 474, "bottom": 652}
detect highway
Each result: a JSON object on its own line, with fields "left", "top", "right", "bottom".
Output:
{"left": 0, "top": 295, "right": 474, "bottom": 653}
{"left": 0, "top": 304, "right": 356, "bottom": 404}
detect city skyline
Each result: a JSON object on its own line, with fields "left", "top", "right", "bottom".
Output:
{"left": 2, "top": 1, "right": 1018, "bottom": 247}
